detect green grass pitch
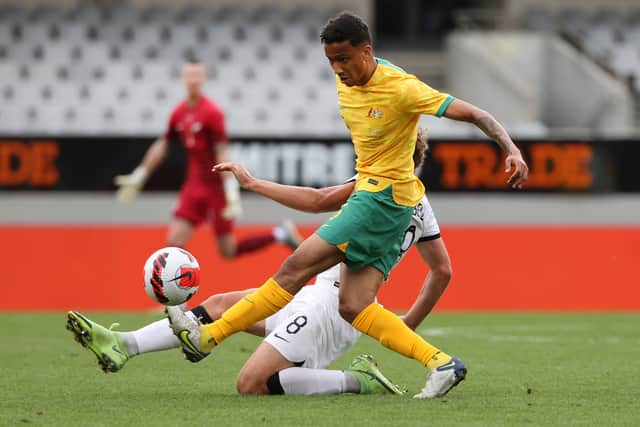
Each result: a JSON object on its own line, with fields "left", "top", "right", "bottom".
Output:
{"left": 1, "top": 312, "right": 638, "bottom": 426}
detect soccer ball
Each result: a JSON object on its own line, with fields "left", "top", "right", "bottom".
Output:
{"left": 143, "top": 247, "right": 200, "bottom": 306}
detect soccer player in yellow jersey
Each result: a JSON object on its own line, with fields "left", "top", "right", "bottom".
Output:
{"left": 167, "top": 11, "right": 528, "bottom": 399}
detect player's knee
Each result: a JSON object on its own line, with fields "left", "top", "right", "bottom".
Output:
{"left": 236, "top": 372, "right": 268, "bottom": 395}
{"left": 217, "top": 236, "right": 238, "bottom": 259}
{"left": 338, "top": 300, "right": 364, "bottom": 323}
{"left": 218, "top": 247, "right": 236, "bottom": 259}
{"left": 166, "top": 237, "right": 186, "bottom": 248}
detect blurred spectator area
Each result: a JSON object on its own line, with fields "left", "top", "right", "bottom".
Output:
{"left": 405, "top": 0, "right": 640, "bottom": 139}
{"left": 0, "top": 0, "right": 370, "bottom": 137}
{"left": 0, "top": 0, "right": 639, "bottom": 138}
{"left": 511, "top": 0, "right": 640, "bottom": 136}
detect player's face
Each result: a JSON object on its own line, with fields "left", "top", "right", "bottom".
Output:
{"left": 323, "top": 41, "right": 372, "bottom": 86}
{"left": 181, "top": 64, "right": 206, "bottom": 97}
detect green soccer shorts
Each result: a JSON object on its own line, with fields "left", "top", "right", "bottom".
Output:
{"left": 315, "top": 186, "right": 413, "bottom": 277}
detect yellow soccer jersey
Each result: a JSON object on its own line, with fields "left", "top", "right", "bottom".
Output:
{"left": 337, "top": 58, "right": 454, "bottom": 206}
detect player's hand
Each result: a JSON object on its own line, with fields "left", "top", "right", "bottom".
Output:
{"left": 113, "top": 166, "right": 148, "bottom": 204}
{"left": 212, "top": 162, "right": 255, "bottom": 189}
{"left": 505, "top": 151, "right": 528, "bottom": 189}
{"left": 222, "top": 178, "right": 243, "bottom": 220}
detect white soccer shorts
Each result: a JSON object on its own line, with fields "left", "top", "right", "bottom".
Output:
{"left": 264, "top": 280, "right": 361, "bottom": 369}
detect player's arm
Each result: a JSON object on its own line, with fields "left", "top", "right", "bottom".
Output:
{"left": 113, "top": 137, "right": 169, "bottom": 203}
{"left": 443, "top": 98, "right": 528, "bottom": 189}
{"left": 139, "top": 137, "right": 170, "bottom": 173}
{"left": 401, "top": 238, "right": 452, "bottom": 330}
{"left": 213, "top": 162, "right": 354, "bottom": 213}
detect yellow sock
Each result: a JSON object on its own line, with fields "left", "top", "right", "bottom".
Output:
{"left": 351, "top": 303, "right": 451, "bottom": 369}
{"left": 201, "top": 277, "right": 293, "bottom": 351}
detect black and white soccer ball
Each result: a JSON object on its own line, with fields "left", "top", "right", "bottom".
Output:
{"left": 143, "top": 247, "right": 200, "bottom": 306}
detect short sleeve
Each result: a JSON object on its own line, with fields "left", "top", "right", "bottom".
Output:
{"left": 164, "top": 108, "right": 179, "bottom": 140}
{"left": 404, "top": 79, "right": 455, "bottom": 117}
{"left": 209, "top": 107, "right": 228, "bottom": 143}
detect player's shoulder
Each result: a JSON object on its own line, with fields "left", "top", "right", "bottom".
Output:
{"left": 375, "top": 57, "right": 415, "bottom": 81}
{"left": 169, "top": 100, "right": 187, "bottom": 118}
{"left": 375, "top": 57, "right": 407, "bottom": 74}
{"left": 201, "top": 96, "right": 224, "bottom": 112}
{"left": 376, "top": 58, "right": 425, "bottom": 88}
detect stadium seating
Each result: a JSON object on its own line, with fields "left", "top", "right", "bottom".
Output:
{"left": 0, "top": 3, "right": 345, "bottom": 137}
{"left": 523, "top": 8, "right": 640, "bottom": 94}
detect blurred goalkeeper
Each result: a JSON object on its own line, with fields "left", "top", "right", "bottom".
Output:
{"left": 114, "top": 59, "right": 301, "bottom": 257}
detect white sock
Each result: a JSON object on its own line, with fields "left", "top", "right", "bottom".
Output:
{"left": 119, "top": 312, "right": 199, "bottom": 356}
{"left": 278, "top": 367, "right": 357, "bottom": 395}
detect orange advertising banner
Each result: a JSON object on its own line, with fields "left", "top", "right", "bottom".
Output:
{"left": 2, "top": 225, "right": 638, "bottom": 311}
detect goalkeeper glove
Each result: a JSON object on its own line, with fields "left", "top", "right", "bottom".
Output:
{"left": 114, "top": 166, "right": 148, "bottom": 204}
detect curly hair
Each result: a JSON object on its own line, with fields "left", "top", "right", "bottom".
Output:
{"left": 319, "top": 11, "right": 371, "bottom": 46}
{"left": 413, "top": 127, "right": 429, "bottom": 169}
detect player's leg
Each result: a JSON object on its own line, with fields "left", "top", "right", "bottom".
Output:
{"left": 238, "top": 345, "right": 391, "bottom": 396}
{"left": 198, "top": 290, "right": 264, "bottom": 337}
{"left": 342, "top": 265, "right": 465, "bottom": 398}
{"left": 66, "top": 290, "right": 262, "bottom": 372}
{"left": 341, "top": 264, "right": 444, "bottom": 361}
{"left": 236, "top": 342, "right": 294, "bottom": 395}
{"left": 212, "top": 212, "right": 273, "bottom": 259}
{"left": 211, "top": 195, "right": 302, "bottom": 259}
{"left": 120, "top": 289, "right": 267, "bottom": 358}
{"left": 166, "top": 217, "right": 195, "bottom": 247}
{"left": 169, "top": 187, "right": 206, "bottom": 247}
{"left": 238, "top": 299, "right": 402, "bottom": 396}
{"left": 216, "top": 226, "right": 302, "bottom": 259}
{"left": 235, "top": 300, "right": 351, "bottom": 396}
{"left": 168, "top": 233, "right": 344, "bottom": 353}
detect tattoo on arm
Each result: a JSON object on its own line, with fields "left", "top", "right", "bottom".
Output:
{"left": 475, "top": 116, "right": 513, "bottom": 153}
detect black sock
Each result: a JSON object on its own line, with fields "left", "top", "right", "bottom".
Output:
{"left": 266, "top": 372, "right": 285, "bottom": 395}
{"left": 190, "top": 305, "right": 214, "bottom": 324}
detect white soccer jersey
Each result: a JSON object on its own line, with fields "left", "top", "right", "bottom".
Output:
{"left": 264, "top": 193, "right": 441, "bottom": 368}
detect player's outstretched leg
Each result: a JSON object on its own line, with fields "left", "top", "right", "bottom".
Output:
{"left": 166, "top": 306, "right": 210, "bottom": 360}
{"left": 413, "top": 356, "right": 467, "bottom": 399}
{"left": 347, "top": 354, "right": 405, "bottom": 395}
{"left": 65, "top": 311, "right": 129, "bottom": 373}
{"left": 351, "top": 301, "right": 467, "bottom": 398}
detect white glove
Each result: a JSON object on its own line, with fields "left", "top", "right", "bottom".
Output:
{"left": 113, "top": 166, "right": 148, "bottom": 204}
{"left": 222, "top": 177, "right": 242, "bottom": 220}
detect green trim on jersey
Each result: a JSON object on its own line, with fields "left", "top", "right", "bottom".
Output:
{"left": 375, "top": 57, "right": 405, "bottom": 73}
{"left": 436, "top": 95, "right": 455, "bottom": 117}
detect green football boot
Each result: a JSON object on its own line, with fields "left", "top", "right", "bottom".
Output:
{"left": 347, "top": 354, "right": 405, "bottom": 395}
{"left": 66, "top": 311, "right": 129, "bottom": 373}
